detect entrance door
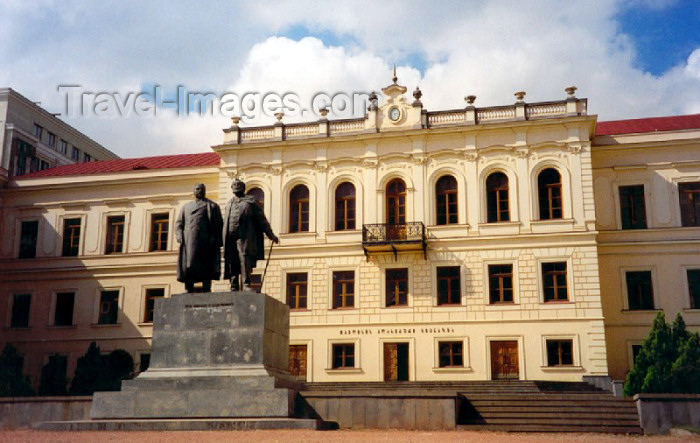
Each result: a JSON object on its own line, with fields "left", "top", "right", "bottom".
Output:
{"left": 289, "top": 344, "right": 307, "bottom": 381}
{"left": 383, "top": 342, "right": 409, "bottom": 381}
{"left": 490, "top": 340, "right": 519, "bottom": 380}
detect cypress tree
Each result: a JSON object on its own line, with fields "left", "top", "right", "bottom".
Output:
{"left": 625, "top": 312, "right": 700, "bottom": 396}
{"left": 69, "top": 342, "right": 103, "bottom": 395}
{"left": 669, "top": 331, "right": 700, "bottom": 393}
{"left": 37, "top": 354, "right": 68, "bottom": 396}
{"left": 0, "top": 344, "right": 34, "bottom": 397}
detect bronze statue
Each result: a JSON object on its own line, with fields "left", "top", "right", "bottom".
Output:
{"left": 223, "top": 179, "right": 279, "bottom": 291}
{"left": 176, "top": 183, "right": 223, "bottom": 292}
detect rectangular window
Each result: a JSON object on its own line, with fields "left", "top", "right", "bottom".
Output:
{"left": 689, "top": 269, "right": 700, "bottom": 309}
{"left": 546, "top": 339, "right": 574, "bottom": 366}
{"left": 48, "top": 132, "right": 56, "bottom": 147}
{"left": 332, "top": 271, "right": 355, "bottom": 309}
{"left": 54, "top": 292, "right": 75, "bottom": 326}
{"left": 98, "top": 290, "right": 119, "bottom": 324}
{"left": 619, "top": 185, "right": 647, "bottom": 229}
{"left": 332, "top": 343, "right": 355, "bottom": 369}
{"left": 286, "top": 273, "right": 308, "bottom": 310}
{"left": 83, "top": 153, "right": 91, "bottom": 163}
{"left": 438, "top": 341, "right": 463, "bottom": 367}
{"left": 437, "top": 266, "right": 461, "bottom": 305}
{"left": 249, "top": 274, "right": 262, "bottom": 293}
{"left": 19, "top": 220, "right": 39, "bottom": 259}
{"left": 542, "top": 262, "right": 568, "bottom": 302}
{"left": 105, "top": 215, "right": 125, "bottom": 254}
{"left": 59, "top": 140, "right": 68, "bottom": 155}
{"left": 40, "top": 160, "right": 49, "bottom": 170}
{"left": 34, "top": 124, "right": 43, "bottom": 139}
{"left": 488, "top": 264, "right": 514, "bottom": 304}
{"left": 626, "top": 271, "right": 654, "bottom": 310}
{"left": 143, "top": 288, "right": 165, "bottom": 323}
{"left": 385, "top": 268, "right": 408, "bottom": 307}
{"left": 149, "top": 213, "right": 169, "bottom": 251}
{"left": 679, "top": 182, "right": 700, "bottom": 227}
{"left": 10, "top": 294, "right": 31, "bottom": 328}
{"left": 71, "top": 147, "right": 80, "bottom": 161}
{"left": 62, "top": 218, "right": 81, "bottom": 256}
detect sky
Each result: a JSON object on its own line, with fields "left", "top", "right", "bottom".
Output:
{"left": 0, "top": 0, "right": 698, "bottom": 159}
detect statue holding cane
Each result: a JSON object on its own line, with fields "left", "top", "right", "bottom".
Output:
{"left": 223, "top": 179, "right": 279, "bottom": 291}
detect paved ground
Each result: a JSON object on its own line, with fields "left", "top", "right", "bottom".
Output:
{"left": 1, "top": 430, "right": 697, "bottom": 442}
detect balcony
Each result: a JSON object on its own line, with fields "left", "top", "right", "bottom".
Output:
{"left": 362, "top": 222, "right": 427, "bottom": 260}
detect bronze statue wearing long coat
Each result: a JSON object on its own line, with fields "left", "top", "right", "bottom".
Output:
{"left": 223, "top": 180, "right": 278, "bottom": 291}
{"left": 176, "top": 185, "right": 223, "bottom": 290}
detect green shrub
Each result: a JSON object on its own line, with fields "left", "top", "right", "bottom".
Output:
{"left": 69, "top": 342, "right": 134, "bottom": 395}
{"left": 0, "top": 344, "right": 34, "bottom": 397}
{"left": 625, "top": 312, "right": 700, "bottom": 396}
{"left": 69, "top": 341, "right": 103, "bottom": 395}
{"left": 38, "top": 354, "right": 68, "bottom": 396}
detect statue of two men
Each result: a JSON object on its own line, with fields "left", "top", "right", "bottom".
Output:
{"left": 175, "top": 180, "right": 278, "bottom": 293}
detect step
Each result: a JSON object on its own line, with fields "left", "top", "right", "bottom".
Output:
{"left": 472, "top": 407, "right": 638, "bottom": 415}
{"left": 467, "top": 417, "right": 640, "bottom": 426}
{"left": 34, "top": 418, "right": 328, "bottom": 431}
{"left": 471, "top": 411, "right": 640, "bottom": 420}
{"left": 462, "top": 393, "right": 629, "bottom": 401}
{"left": 457, "top": 424, "right": 643, "bottom": 434}
{"left": 469, "top": 399, "right": 636, "bottom": 406}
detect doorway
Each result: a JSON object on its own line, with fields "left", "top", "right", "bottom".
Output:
{"left": 288, "top": 344, "right": 307, "bottom": 381}
{"left": 383, "top": 342, "right": 409, "bottom": 381}
{"left": 490, "top": 340, "right": 519, "bottom": 380}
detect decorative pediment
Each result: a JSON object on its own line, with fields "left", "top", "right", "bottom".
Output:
{"left": 375, "top": 68, "right": 423, "bottom": 131}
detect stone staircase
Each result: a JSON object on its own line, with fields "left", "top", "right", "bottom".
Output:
{"left": 457, "top": 381, "right": 642, "bottom": 434}
{"left": 301, "top": 381, "right": 642, "bottom": 434}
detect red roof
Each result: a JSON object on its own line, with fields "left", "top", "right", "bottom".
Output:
{"left": 596, "top": 114, "right": 700, "bottom": 136}
{"left": 18, "top": 152, "right": 220, "bottom": 179}
{"left": 16, "top": 114, "right": 700, "bottom": 180}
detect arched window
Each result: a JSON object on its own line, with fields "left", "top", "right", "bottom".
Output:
{"left": 335, "top": 182, "right": 356, "bottom": 230}
{"left": 486, "top": 172, "right": 509, "bottom": 223}
{"left": 289, "top": 184, "right": 309, "bottom": 233}
{"left": 538, "top": 168, "right": 562, "bottom": 220}
{"left": 436, "top": 175, "right": 458, "bottom": 225}
{"left": 246, "top": 187, "right": 264, "bottom": 210}
{"left": 386, "top": 178, "right": 406, "bottom": 225}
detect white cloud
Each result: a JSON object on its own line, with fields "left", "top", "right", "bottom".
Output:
{"left": 228, "top": 36, "right": 421, "bottom": 124}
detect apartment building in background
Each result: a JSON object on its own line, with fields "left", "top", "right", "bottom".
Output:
{"left": 0, "top": 88, "right": 119, "bottom": 185}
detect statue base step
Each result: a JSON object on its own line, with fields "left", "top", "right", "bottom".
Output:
{"left": 91, "top": 291, "right": 299, "bottom": 419}
{"left": 34, "top": 417, "right": 330, "bottom": 431}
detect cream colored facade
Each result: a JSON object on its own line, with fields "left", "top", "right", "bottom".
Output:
{"left": 0, "top": 80, "right": 697, "bottom": 387}
{"left": 593, "top": 125, "right": 700, "bottom": 379}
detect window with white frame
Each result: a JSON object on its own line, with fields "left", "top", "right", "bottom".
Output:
{"left": 542, "top": 262, "right": 568, "bottom": 302}
{"left": 331, "top": 343, "right": 355, "bottom": 369}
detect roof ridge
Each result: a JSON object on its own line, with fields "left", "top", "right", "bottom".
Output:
{"left": 16, "top": 151, "right": 220, "bottom": 179}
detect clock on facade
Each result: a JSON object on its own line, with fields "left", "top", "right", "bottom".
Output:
{"left": 389, "top": 107, "right": 401, "bottom": 122}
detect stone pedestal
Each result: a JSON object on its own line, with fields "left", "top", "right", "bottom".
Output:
{"left": 91, "top": 291, "right": 298, "bottom": 419}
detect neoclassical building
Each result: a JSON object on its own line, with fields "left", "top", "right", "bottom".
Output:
{"left": 0, "top": 79, "right": 698, "bottom": 387}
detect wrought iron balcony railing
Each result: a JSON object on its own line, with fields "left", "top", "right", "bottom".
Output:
{"left": 362, "top": 222, "right": 427, "bottom": 260}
